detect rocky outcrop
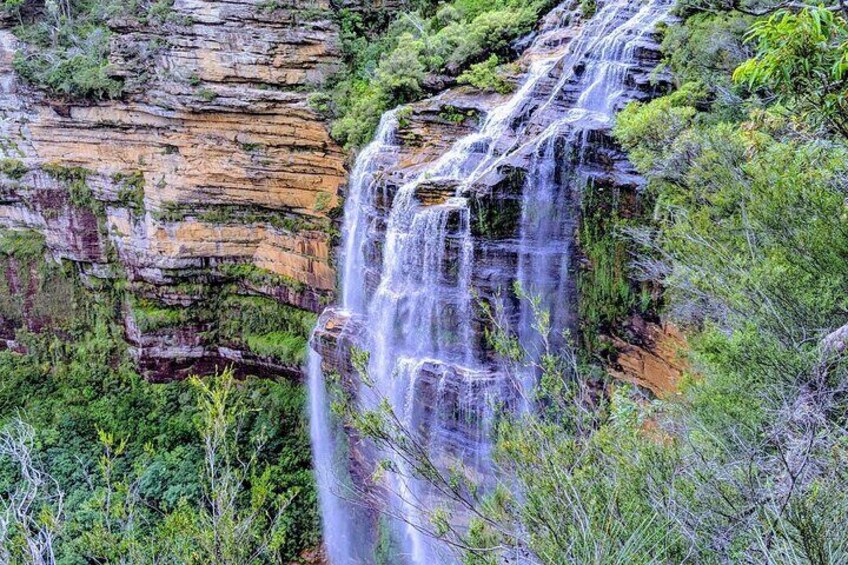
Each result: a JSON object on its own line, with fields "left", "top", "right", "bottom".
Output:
{"left": 1, "top": 0, "right": 685, "bottom": 395}
{"left": 606, "top": 316, "right": 688, "bottom": 398}
{"left": 306, "top": 4, "right": 685, "bottom": 558}
{"left": 0, "top": 0, "right": 349, "bottom": 379}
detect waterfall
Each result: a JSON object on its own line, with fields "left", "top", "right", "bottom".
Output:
{"left": 340, "top": 111, "right": 401, "bottom": 313}
{"left": 308, "top": 349, "right": 357, "bottom": 565}
{"left": 309, "top": 0, "right": 672, "bottom": 561}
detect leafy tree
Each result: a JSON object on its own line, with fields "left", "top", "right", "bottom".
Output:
{"left": 458, "top": 55, "right": 513, "bottom": 94}
{"left": 174, "top": 373, "right": 296, "bottom": 565}
{"left": 734, "top": 7, "right": 848, "bottom": 137}
{"left": 0, "top": 419, "right": 63, "bottom": 565}
{"left": 0, "top": 370, "right": 313, "bottom": 564}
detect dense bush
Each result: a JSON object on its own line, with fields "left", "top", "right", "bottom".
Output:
{"left": 734, "top": 7, "right": 848, "bottom": 137}
{"left": 611, "top": 3, "right": 848, "bottom": 561}
{"left": 218, "top": 295, "right": 316, "bottom": 365}
{"left": 327, "top": 0, "right": 555, "bottom": 148}
{"left": 3, "top": 0, "right": 175, "bottom": 99}
{"left": 13, "top": 25, "right": 123, "bottom": 100}
{"left": 457, "top": 54, "right": 514, "bottom": 94}
{"left": 0, "top": 245, "right": 318, "bottom": 562}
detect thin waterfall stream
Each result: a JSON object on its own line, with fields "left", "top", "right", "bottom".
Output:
{"left": 309, "top": 0, "right": 672, "bottom": 561}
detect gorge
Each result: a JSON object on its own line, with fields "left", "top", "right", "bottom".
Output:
{"left": 2, "top": 0, "right": 848, "bottom": 562}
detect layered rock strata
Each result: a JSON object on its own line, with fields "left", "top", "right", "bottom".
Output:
{"left": 310, "top": 2, "right": 681, "bottom": 558}
{"left": 0, "top": 0, "right": 347, "bottom": 379}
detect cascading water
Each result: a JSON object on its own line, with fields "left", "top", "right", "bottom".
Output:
{"left": 309, "top": 0, "right": 672, "bottom": 561}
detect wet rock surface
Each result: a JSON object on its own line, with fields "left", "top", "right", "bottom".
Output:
{"left": 309, "top": 1, "right": 684, "bottom": 560}
{"left": 315, "top": 4, "right": 678, "bottom": 391}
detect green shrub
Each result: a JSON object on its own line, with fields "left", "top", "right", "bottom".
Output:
{"left": 13, "top": 26, "right": 123, "bottom": 100}
{"left": 5, "top": 0, "right": 178, "bottom": 100}
{"left": 195, "top": 87, "right": 218, "bottom": 102}
{"left": 218, "top": 294, "right": 315, "bottom": 365}
{"left": 0, "top": 158, "right": 28, "bottom": 180}
{"left": 131, "top": 298, "right": 196, "bottom": 333}
{"left": 614, "top": 82, "right": 704, "bottom": 173}
{"left": 661, "top": 12, "right": 753, "bottom": 88}
{"left": 43, "top": 163, "right": 102, "bottom": 213}
{"left": 219, "top": 263, "right": 307, "bottom": 293}
{"left": 580, "top": 0, "right": 597, "bottom": 19}
{"left": 112, "top": 171, "right": 146, "bottom": 215}
{"left": 244, "top": 331, "right": 309, "bottom": 365}
{"left": 733, "top": 8, "right": 848, "bottom": 138}
{"left": 0, "top": 229, "right": 45, "bottom": 260}
{"left": 327, "top": 0, "right": 556, "bottom": 149}
{"left": 457, "top": 54, "right": 513, "bottom": 94}
{"left": 577, "top": 178, "right": 644, "bottom": 352}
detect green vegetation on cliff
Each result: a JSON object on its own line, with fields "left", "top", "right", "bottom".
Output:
{"left": 0, "top": 240, "right": 319, "bottom": 563}
{"left": 324, "top": 0, "right": 556, "bottom": 148}
{"left": 606, "top": 5, "right": 848, "bottom": 559}
{"left": 1, "top": 0, "right": 180, "bottom": 99}
{"left": 219, "top": 295, "right": 316, "bottom": 366}
{"left": 4, "top": 0, "right": 848, "bottom": 562}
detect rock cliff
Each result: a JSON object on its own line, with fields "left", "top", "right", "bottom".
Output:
{"left": 1, "top": 0, "right": 685, "bottom": 393}
{"left": 0, "top": 0, "right": 350, "bottom": 379}
{"left": 313, "top": 4, "right": 684, "bottom": 397}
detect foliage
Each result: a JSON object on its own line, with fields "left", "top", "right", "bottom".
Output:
{"left": 610, "top": 4, "right": 848, "bottom": 561}
{"left": 457, "top": 54, "right": 514, "bottom": 94}
{"left": 662, "top": 11, "right": 754, "bottom": 88}
{"left": 0, "top": 231, "right": 76, "bottom": 331}
{"left": 617, "top": 99, "right": 848, "bottom": 343}
{"left": 168, "top": 373, "right": 300, "bottom": 564}
{"left": 0, "top": 264, "right": 318, "bottom": 562}
{"left": 218, "top": 263, "right": 307, "bottom": 293}
{"left": 0, "top": 158, "right": 28, "bottom": 180}
{"left": 614, "top": 81, "right": 705, "bottom": 174}
{"left": 42, "top": 163, "right": 103, "bottom": 215}
{"left": 577, "top": 177, "right": 652, "bottom": 353}
{"left": 580, "top": 0, "right": 597, "bottom": 19}
{"left": 150, "top": 202, "right": 333, "bottom": 235}
{"left": 0, "top": 419, "right": 64, "bottom": 564}
{"left": 112, "top": 171, "right": 146, "bottom": 215}
{"left": 12, "top": 24, "right": 123, "bottom": 100}
{"left": 0, "top": 229, "right": 45, "bottom": 261}
{"left": 130, "top": 298, "right": 195, "bottom": 332}
{"left": 196, "top": 87, "right": 218, "bottom": 102}
{"left": 244, "top": 332, "right": 309, "bottom": 366}
{"left": 734, "top": 7, "right": 848, "bottom": 137}
{"left": 219, "top": 295, "right": 315, "bottom": 366}
{"left": 326, "top": 0, "right": 555, "bottom": 148}
{"left": 3, "top": 0, "right": 175, "bottom": 99}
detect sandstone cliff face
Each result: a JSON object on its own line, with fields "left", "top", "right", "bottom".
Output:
{"left": 1, "top": 0, "right": 686, "bottom": 392}
{"left": 606, "top": 316, "right": 688, "bottom": 398}
{"left": 0, "top": 0, "right": 350, "bottom": 379}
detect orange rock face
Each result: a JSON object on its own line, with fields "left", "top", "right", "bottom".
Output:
{"left": 607, "top": 318, "right": 689, "bottom": 398}
{"left": 0, "top": 0, "right": 348, "bottom": 378}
